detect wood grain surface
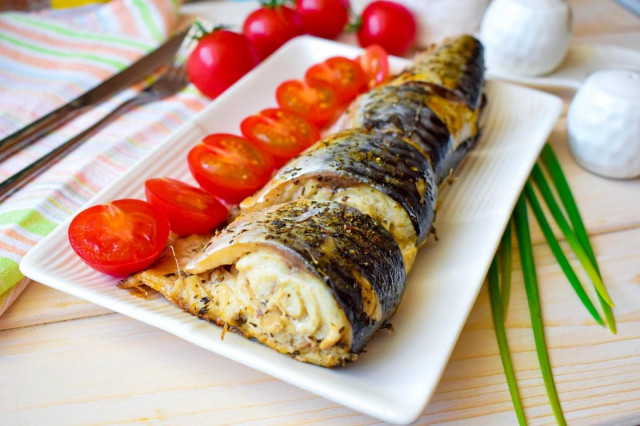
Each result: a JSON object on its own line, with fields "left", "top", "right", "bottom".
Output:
{"left": 1, "top": 0, "right": 639, "bottom": 424}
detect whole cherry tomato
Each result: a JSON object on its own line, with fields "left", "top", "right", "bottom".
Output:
{"left": 145, "top": 178, "right": 228, "bottom": 236}
{"left": 187, "top": 28, "right": 259, "bottom": 99}
{"left": 188, "top": 134, "right": 275, "bottom": 204}
{"left": 304, "top": 56, "right": 365, "bottom": 104}
{"left": 295, "top": 0, "right": 350, "bottom": 39}
{"left": 276, "top": 79, "right": 339, "bottom": 128}
{"left": 242, "top": 2, "right": 303, "bottom": 61}
{"left": 241, "top": 108, "right": 320, "bottom": 166}
{"left": 357, "top": 1, "right": 416, "bottom": 56}
{"left": 68, "top": 199, "right": 170, "bottom": 277}
{"left": 357, "top": 44, "right": 390, "bottom": 89}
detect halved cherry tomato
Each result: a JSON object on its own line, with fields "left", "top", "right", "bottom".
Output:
{"left": 304, "top": 56, "right": 365, "bottom": 104}
{"left": 188, "top": 133, "right": 275, "bottom": 204}
{"left": 145, "top": 178, "right": 228, "bottom": 236}
{"left": 275, "top": 79, "right": 339, "bottom": 128}
{"left": 240, "top": 108, "right": 320, "bottom": 166}
{"left": 357, "top": 44, "right": 390, "bottom": 89}
{"left": 68, "top": 199, "right": 170, "bottom": 277}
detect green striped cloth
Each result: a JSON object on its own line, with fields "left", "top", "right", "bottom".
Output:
{"left": 0, "top": 0, "right": 208, "bottom": 314}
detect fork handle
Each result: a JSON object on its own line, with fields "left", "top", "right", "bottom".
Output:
{"left": 0, "top": 92, "right": 156, "bottom": 203}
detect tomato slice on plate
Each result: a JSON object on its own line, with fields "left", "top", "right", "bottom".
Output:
{"left": 145, "top": 178, "right": 228, "bottom": 236}
{"left": 240, "top": 108, "right": 320, "bottom": 166}
{"left": 68, "top": 199, "right": 170, "bottom": 277}
{"left": 357, "top": 44, "right": 390, "bottom": 89}
{"left": 304, "top": 56, "right": 365, "bottom": 104}
{"left": 275, "top": 79, "right": 339, "bottom": 128}
{"left": 188, "top": 133, "right": 275, "bottom": 204}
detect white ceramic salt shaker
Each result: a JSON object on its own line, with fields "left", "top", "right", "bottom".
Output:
{"left": 567, "top": 69, "right": 640, "bottom": 179}
{"left": 479, "top": 0, "right": 572, "bottom": 76}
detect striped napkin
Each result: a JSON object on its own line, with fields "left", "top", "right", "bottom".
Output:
{"left": 0, "top": 0, "right": 209, "bottom": 315}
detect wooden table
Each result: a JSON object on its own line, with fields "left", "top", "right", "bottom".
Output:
{"left": 2, "top": 1, "right": 639, "bottom": 424}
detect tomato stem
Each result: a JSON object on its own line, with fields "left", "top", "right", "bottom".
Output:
{"left": 192, "top": 21, "right": 229, "bottom": 41}
{"left": 344, "top": 11, "right": 362, "bottom": 33}
{"left": 259, "top": 0, "right": 290, "bottom": 8}
{"left": 193, "top": 21, "right": 208, "bottom": 38}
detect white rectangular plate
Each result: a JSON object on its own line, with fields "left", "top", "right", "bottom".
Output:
{"left": 21, "top": 36, "right": 563, "bottom": 424}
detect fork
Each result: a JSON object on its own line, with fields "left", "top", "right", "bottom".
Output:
{"left": 0, "top": 24, "right": 199, "bottom": 203}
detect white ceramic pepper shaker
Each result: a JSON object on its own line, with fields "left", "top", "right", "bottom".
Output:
{"left": 567, "top": 69, "right": 640, "bottom": 179}
{"left": 479, "top": 0, "right": 572, "bottom": 76}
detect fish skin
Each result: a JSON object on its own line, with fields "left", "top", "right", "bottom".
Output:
{"left": 248, "top": 129, "right": 437, "bottom": 244}
{"left": 391, "top": 34, "right": 485, "bottom": 111}
{"left": 344, "top": 83, "right": 453, "bottom": 179}
{"left": 188, "top": 200, "right": 406, "bottom": 353}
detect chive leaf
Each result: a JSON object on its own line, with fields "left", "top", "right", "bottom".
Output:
{"left": 488, "top": 255, "right": 527, "bottom": 425}
{"left": 540, "top": 144, "right": 616, "bottom": 333}
{"left": 524, "top": 181, "right": 604, "bottom": 325}
{"left": 500, "top": 220, "right": 513, "bottom": 320}
{"left": 514, "top": 194, "right": 567, "bottom": 426}
{"left": 530, "top": 164, "right": 614, "bottom": 308}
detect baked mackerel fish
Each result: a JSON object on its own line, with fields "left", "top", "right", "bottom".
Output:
{"left": 120, "top": 35, "right": 485, "bottom": 367}
{"left": 241, "top": 128, "right": 437, "bottom": 270}
{"left": 242, "top": 35, "right": 486, "bottom": 271}
{"left": 120, "top": 201, "right": 405, "bottom": 367}
{"left": 355, "top": 34, "right": 485, "bottom": 180}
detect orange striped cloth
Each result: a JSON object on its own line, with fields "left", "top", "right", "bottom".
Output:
{"left": 0, "top": 0, "right": 208, "bottom": 315}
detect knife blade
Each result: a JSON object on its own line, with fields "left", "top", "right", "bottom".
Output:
{"left": 0, "top": 28, "right": 189, "bottom": 161}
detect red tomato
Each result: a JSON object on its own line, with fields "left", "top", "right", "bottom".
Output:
{"left": 357, "top": 44, "right": 390, "bottom": 89}
{"left": 68, "top": 199, "right": 170, "bottom": 277}
{"left": 295, "top": 0, "right": 350, "bottom": 39}
{"left": 187, "top": 29, "right": 259, "bottom": 99}
{"left": 241, "top": 108, "right": 320, "bottom": 166}
{"left": 145, "top": 178, "right": 228, "bottom": 236}
{"left": 304, "top": 56, "right": 365, "bottom": 104}
{"left": 357, "top": 1, "right": 416, "bottom": 56}
{"left": 188, "top": 134, "right": 275, "bottom": 204}
{"left": 276, "top": 79, "right": 339, "bottom": 128}
{"left": 242, "top": 4, "right": 303, "bottom": 61}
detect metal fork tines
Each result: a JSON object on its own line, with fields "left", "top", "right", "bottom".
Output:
{"left": 0, "top": 24, "right": 198, "bottom": 203}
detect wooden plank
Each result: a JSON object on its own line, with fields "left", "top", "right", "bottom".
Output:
{"left": 1, "top": 227, "right": 638, "bottom": 424}
{"left": 576, "top": 31, "right": 640, "bottom": 50}
{"left": 0, "top": 313, "right": 374, "bottom": 424}
{"left": 1, "top": 1, "right": 638, "bottom": 423}
{"left": 0, "top": 281, "right": 110, "bottom": 332}
{"left": 570, "top": 0, "right": 640, "bottom": 36}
